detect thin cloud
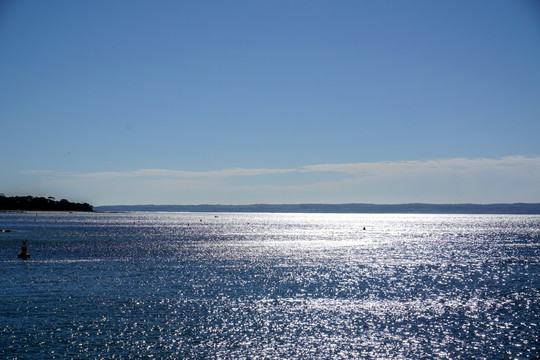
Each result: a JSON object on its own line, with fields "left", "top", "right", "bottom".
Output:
{"left": 24, "top": 155, "right": 540, "bottom": 205}
{"left": 32, "top": 155, "right": 540, "bottom": 181}
{"left": 301, "top": 156, "right": 540, "bottom": 177}
{"left": 64, "top": 167, "right": 296, "bottom": 179}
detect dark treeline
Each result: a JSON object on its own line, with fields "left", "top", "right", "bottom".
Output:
{"left": 0, "top": 195, "right": 93, "bottom": 212}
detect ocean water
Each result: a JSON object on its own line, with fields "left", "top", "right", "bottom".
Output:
{"left": 0, "top": 212, "right": 538, "bottom": 359}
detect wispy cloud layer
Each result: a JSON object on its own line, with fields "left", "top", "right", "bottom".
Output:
{"left": 301, "top": 156, "right": 540, "bottom": 176}
{"left": 20, "top": 156, "right": 540, "bottom": 205}
{"left": 67, "top": 167, "right": 296, "bottom": 179}
{"left": 46, "top": 155, "right": 540, "bottom": 180}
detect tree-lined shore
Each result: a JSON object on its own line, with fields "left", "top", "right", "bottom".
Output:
{"left": 0, "top": 195, "right": 93, "bottom": 212}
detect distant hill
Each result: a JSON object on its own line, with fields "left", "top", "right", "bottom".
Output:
{"left": 0, "top": 195, "right": 94, "bottom": 212}
{"left": 95, "top": 203, "right": 540, "bottom": 214}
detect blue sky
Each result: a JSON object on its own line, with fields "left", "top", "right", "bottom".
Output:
{"left": 1, "top": 0, "right": 539, "bottom": 205}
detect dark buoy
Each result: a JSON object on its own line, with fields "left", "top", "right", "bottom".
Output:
{"left": 363, "top": 226, "right": 366, "bottom": 230}
{"left": 18, "top": 240, "right": 30, "bottom": 260}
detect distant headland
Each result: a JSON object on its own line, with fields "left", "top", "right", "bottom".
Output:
{"left": 0, "top": 195, "right": 94, "bottom": 212}
{"left": 95, "top": 203, "right": 540, "bottom": 214}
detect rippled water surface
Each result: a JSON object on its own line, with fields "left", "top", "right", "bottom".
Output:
{"left": 1, "top": 212, "right": 538, "bottom": 359}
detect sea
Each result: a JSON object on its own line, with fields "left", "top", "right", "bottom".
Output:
{"left": 0, "top": 211, "right": 538, "bottom": 359}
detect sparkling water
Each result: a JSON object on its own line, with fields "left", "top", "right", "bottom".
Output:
{"left": 1, "top": 212, "right": 538, "bottom": 359}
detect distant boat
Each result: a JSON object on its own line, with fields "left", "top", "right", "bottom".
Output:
{"left": 18, "top": 241, "right": 30, "bottom": 260}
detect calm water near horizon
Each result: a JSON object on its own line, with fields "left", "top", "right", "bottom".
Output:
{"left": 1, "top": 212, "right": 538, "bottom": 359}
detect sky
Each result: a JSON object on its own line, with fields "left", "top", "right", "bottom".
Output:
{"left": 1, "top": 0, "right": 539, "bottom": 206}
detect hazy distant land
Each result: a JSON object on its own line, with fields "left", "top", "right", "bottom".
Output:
{"left": 95, "top": 203, "right": 540, "bottom": 214}
{"left": 3, "top": 195, "right": 538, "bottom": 214}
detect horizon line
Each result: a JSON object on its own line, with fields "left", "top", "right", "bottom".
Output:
{"left": 93, "top": 203, "right": 540, "bottom": 215}
{"left": 95, "top": 202, "right": 540, "bottom": 207}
